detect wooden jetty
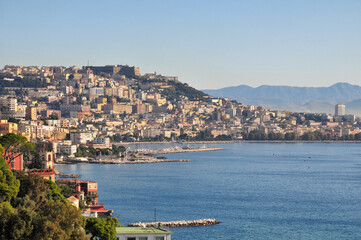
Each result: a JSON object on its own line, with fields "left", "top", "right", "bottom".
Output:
{"left": 129, "top": 219, "right": 219, "bottom": 228}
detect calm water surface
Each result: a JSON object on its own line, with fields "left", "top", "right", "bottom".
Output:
{"left": 56, "top": 143, "right": 361, "bottom": 239}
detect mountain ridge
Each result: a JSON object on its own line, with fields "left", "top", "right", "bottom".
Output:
{"left": 203, "top": 82, "right": 361, "bottom": 115}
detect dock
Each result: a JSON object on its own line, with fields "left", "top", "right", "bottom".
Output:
{"left": 129, "top": 219, "right": 219, "bottom": 228}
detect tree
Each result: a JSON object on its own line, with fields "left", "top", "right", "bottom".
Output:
{"left": 1, "top": 171, "right": 88, "bottom": 240}
{"left": 31, "top": 199, "right": 86, "bottom": 240}
{"left": 0, "top": 133, "right": 35, "bottom": 166}
{"left": 0, "top": 167, "right": 20, "bottom": 203}
{"left": 85, "top": 217, "right": 119, "bottom": 240}
{"left": 27, "top": 151, "right": 43, "bottom": 169}
{"left": 0, "top": 145, "right": 20, "bottom": 203}
{"left": 58, "top": 184, "right": 71, "bottom": 198}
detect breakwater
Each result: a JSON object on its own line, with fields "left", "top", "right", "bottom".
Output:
{"left": 149, "top": 147, "right": 223, "bottom": 155}
{"left": 129, "top": 219, "right": 219, "bottom": 228}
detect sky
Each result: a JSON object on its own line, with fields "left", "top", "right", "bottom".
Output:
{"left": 0, "top": 0, "right": 360, "bottom": 89}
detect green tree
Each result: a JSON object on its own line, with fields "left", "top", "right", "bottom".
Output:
{"left": 1, "top": 171, "right": 88, "bottom": 240}
{"left": 0, "top": 146, "right": 20, "bottom": 203}
{"left": 85, "top": 217, "right": 119, "bottom": 240}
{"left": 28, "top": 151, "right": 43, "bottom": 169}
{"left": 0, "top": 133, "right": 35, "bottom": 166}
{"left": 45, "top": 180, "right": 67, "bottom": 202}
{"left": 58, "top": 184, "right": 72, "bottom": 198}
{"left": 31, "top": 199, "right": 87, "bottom": 240}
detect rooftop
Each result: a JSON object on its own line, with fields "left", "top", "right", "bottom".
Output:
{"left": 116, "top": 227, "right": 171, "bottom": 235}
{"left": 29, "top": 169, "right": 55, "bottom": 175}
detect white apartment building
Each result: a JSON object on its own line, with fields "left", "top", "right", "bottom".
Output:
{"left": 70, "top": 132, "right": 93, "bottom": 145}
{"left": 93, "top": 137, "right": 110, "bottom": 148}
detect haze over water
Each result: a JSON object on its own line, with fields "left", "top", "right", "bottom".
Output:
{"left": 56, "top": 143, "right": 361, "bottom": 239}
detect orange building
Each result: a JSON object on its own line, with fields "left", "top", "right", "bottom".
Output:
{"left": 0, "top": 120, "right": 18, "bottom": 134}
{"left": 29, "top": 169, "right": 56, "bottom": 181}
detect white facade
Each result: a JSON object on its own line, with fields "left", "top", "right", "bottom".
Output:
{"left": 94, "top": 137, "right": 110, "bottom": 148}
{"left": 57, "top": 144, "right": 77, "bottom": 155}
{"left": 70, "top": 132, "right": 93, "bottom": 144}
{"left": 335, "top": 104, "right": 346, "bottom": 116}
{"left": 115, "top": 227, "right": 171, "bottom": 240}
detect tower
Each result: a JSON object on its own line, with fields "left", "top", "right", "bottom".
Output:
{"left": 335, "top": 104, "right": 345, "bottom": 116}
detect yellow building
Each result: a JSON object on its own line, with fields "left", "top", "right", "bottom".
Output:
{"left": 0, "top": 120, "right": 18, "bottom": 134}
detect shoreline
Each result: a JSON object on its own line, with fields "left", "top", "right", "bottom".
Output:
{"left": 116, "top": 140, "right": 361, "bottom": 144}
{"left": 56, "top": 159, "right": 191, "bottom": 165}
{"left": 116, "top": 141, "right": 239, "bottom": 145}
{"left": 150, "top": 147, "right": 223, "bottom": 155}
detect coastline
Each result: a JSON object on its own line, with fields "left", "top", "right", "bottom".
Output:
{"left": 116, "top": 140, "right": 361, "bottom": 144}
{"left": 151, "top": 147, "right": 223, "bottom": 154}
{"left": 57, "top": 159, "right": 191, "bottom": 165}
{"left": 55, "top": 147, "right": 222, "bottom": 166}
{"left": 116, "top": 141, "right": 239, "bottom": 145}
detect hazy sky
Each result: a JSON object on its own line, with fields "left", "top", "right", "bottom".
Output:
{"left": 1, "top": 0, "right": 360, "bottom": 89}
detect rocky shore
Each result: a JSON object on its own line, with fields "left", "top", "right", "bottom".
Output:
{"left": 129, "top": 219, "right": 219, "bottom": 228}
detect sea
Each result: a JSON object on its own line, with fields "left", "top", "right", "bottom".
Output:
{"left": 55, "top": 142, "right": 361, "bottom": 240}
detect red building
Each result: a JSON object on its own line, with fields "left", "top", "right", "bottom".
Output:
{"left": 1, "top": 152, "right": 23, "bottom": 171}
{"left": 57, "top": 179, "right": 98, "bottom": 205}
{"left": 56, "top": 179, "right": 113, "bottom": 217}
{"left": 89, "top": 204, "right": 113, "bottom": 217}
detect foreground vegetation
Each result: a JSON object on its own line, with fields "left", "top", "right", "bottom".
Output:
{"left": 0, "top": 140, "right": 119, "bottom": 240}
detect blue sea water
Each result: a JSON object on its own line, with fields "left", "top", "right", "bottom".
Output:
{"left": 56, "top": 143, "right": 361, "bottom": 239}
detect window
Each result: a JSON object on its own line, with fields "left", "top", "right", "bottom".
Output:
{"left": 127, "top": 238, "right": 136, "bottom": 240}
{"left": 139, "top": 237, "right": 148, "bottom": 240}
{"left": 156, "top": 237, "right": 164, "bottom": 240}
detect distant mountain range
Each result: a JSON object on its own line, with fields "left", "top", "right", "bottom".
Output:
{"left": 203, "top": 83, "right": 361, "bottom": 115}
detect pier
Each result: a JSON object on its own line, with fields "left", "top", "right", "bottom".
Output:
{"left": 129, "top": 219, "right": 219, "bottom": 228}
{"left": 151, "top": 147, "right": 223, "bottom": 155}
{"left": 137, "top": 147, "right": 223, "bottom": 156}
{"left": 64, "top": 158, "right": 190, "bottom": 164}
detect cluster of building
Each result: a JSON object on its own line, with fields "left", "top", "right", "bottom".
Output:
{"left": 1, "top": 65, "right": 361, "bottom": 148}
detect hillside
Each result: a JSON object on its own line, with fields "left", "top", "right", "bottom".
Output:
{"left": 204, "top": 83, "right": 361, "bottom": 115}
